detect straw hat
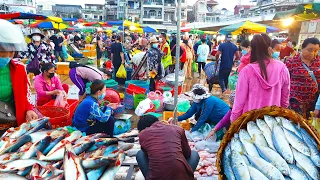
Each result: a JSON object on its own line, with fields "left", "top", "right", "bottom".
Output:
{"left": 28, "top": 28, "right": 44, "bottom": 39}
{"left": 185, "top": 84, "right": 211, "bottom": 100}
{"left": 149, "top": 36, "right": 158, "bottom": 43}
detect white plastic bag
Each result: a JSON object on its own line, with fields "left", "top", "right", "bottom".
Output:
{"left": 135, "top": 98, "right": 153, "bottom": 116}
{"left": 54, "top": 94, "right": 67, "bottom": 107}
{"left": 195, "top": 139, "right": 220, "bottom": 153}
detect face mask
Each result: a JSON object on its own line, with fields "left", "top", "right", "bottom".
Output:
{"left": 152, "top": 43, "right": 158, "bottom": 48}
{"left": 98, "top": 93, "right": 106, "bottom": 100}
{"left": 159, "top": 38, "right": 163, "bottom": 43}
{"left": 272, "top": 52, "right": 280, "bottom": 59}
{"left": 32, "top": 35, "right": 41, "bottom": 41}
{"left": 48, "top": 72, "right": 55, "bottom": 78}
{"left": 193, "top": 99, "right": 200, "bottom": 103}
{"left": 241, "top": 50, "right": 247, "bottom": 56}
{"left": 0, "top": 57, "right": 10, "bottom": 68}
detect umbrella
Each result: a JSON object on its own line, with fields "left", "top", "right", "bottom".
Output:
{"left": 8, "top": 20, "right": 24, "bottom": 24}
{"left": 107, "top": 20, "right": 124, "bottom": 26}
{"left": 273, "top": 3, "right": 320, "bottom": 21}
{"left": 181, "top": 27, "right": 192, "bottom": 32}
{"left": 190, "top": 29, "right": 204, "bottom": 34}
{"left": 203, "top": 31, "right": 217, "bottom": 35}
{"left": 123, "top": 20, "right": 140, "bottom": 27}
{"left": 219, "top": 20, "right": 279, "bottom": 35}
{"left": 0, "top": 12, "right": 46, "bottom": 20}
{"left": 143, "top": 26, "right": 157, "bottom": 33}
{"left": 82, "top": 22, "right": 108, "bottom": 27}
{"left": 30, "top": 21, "right": 69, "bottom": 29}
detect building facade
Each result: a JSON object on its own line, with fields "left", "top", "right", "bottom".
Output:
{"left": 83, "top": 4, "right": 104, "bottom": 22}
{"left": 36, "top": 1, "right": 55, "bottom": 16}
{"left": 193, "top": 0, "right": 219, "bottom": 23}
{"left": 0, "top": 0, "right": 36, "bottom": 14}
{"left": 52, "top": 4, "right": 82, "bottom": 18}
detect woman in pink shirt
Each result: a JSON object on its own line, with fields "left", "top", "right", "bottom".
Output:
{"left": 34, "top": 63, "right": 69, "bottom": 106}
{"left": 230, "top": 34, "right": 290, "bottom": 122}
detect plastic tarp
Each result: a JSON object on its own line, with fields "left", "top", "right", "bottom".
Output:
{"left": 219, "top": 20, "right": 279, "bottom": 35}
{"left": 107, "top": 20, "right": 124, "bottom": 26}
{"left": 143, "top": 26, "right": 157, "bottom": 33}
{"left": 273, "top": 3, "right": 320, "bottom": 21}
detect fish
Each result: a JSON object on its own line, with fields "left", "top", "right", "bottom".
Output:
{"left": 119, "top": 142, "right": 134, "bottom": 151}
{"left": 276, "top": 117, "right": 302, "bottom": 139}
{"left": 0, "top": 135, "right": 31, "bottom": 154}
{"left": 222, "top": 144, "right": 235, "bottom": 180}
{"left": 230, "top": 134, "right": 250, "bottom": 165}
{"left": 300, "top": 128, "right": 320, "bottom": 167}
{"left": 88, "top": 138, "right": 119, "bottom": 152}
{"left": 247, "top": 121, "right": 268, "bottom": 147}
{"left": 282, "top": 128, "right": 310, "bottom": 156}
{"left": 272, "top": 124, "right": 294, "bottom": 164}
{"left": 230, "top": 150, "right": 250, "bottom": 180}
{"left": 264, "top": 115, "right": 278, "bottom": 129}
{"left": 18, "top": 142, "right": 33, "bottom": 152}
{"left": 0, "top": 173, "right": 27, "bottom": 179}
{"left": 256, "top": 119, "right": 276, "bottom": 150}
{"left": 73, "top": 139, "right": 95, "bottom": 154}
{"left": 299, "top": 128, "right": 317, "bottom": 146}
{"left": 116, "top": 137, "right": 135, "bottom": 143}
{"left": 247, "top": 165, "right": 269, "bottom": 180}
{"left": 45, "top": 130, "right": 82, "bottom": 158}
{"left": 238, "top": 129, "right": 260, "bottom": 157}
{"left": 255, "top": 144, "right": 290, "bottom": 175}
{"left": 116, "top": 129, "right": 139, "bottom": 138}
{"left": 25, "top": 118, "right": 50, "bottom": 135}
{"left": 291, "top": 148, "right": 319, "bottom": 180}
{"left": 1, "top": 127, "right": 15, "bottom": 138}
{"left": 99, "top": 152, "right": 125, "bottom": 180}
{"left": 83, "top": 146, "right": 107, "bottom": 159}
{"left": 9, "top": 123, "right": 31, "bottom": 139}
{"left": 287, "top": 164, "right": 310, "bottom": 180}
{"left": 0, "top": 152, "right": 22, "bottom": 164}
{"left": 29, "top": 164, "right": 40, "bottom": 179}
{"left": 39, "top": 161, "right": 63, "bottom": 178}
{"left": 106, "top": 149, "right": 121, "bottom": 158}
{"left": 86, "top": 166, "right": 106, "bottom": 180}
{"left": 42, "top": 135, "right": 65, "bottom": 156}
{"left": 74, "top": 133, "right": 109, "bottom": 144}
{"left": 63, "top": 144, "right": 87, "bottom": 180}
{"left": 126, "top": 148, "right": 140, "bottom": 157}
{"left": 0, "top": 159, "right": 49, "bottom": 172}
{"left": 102, "top": 145, "right": 118, "bottom": 156}
{"left": 0, "top": 139, "right": 10, "bottom": 153}
{"left": 82, "top": 156, "right": 116, "bottom": 169}
{"left": 245, "top": 154, "right": 285, "bottom": 180}
{"left": 17, "top": 166, "right": 32, "bottom": 177}
{"left": 21, "top": 136, "right": 51, "bottom": 159}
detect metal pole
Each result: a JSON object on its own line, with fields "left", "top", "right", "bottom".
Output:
{"left": 173, "top": 0, "right": 181, "bottom": 124}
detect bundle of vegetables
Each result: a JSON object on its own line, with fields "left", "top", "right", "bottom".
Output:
{"left": 217, "top": 106, "right": 320, "bottom": 180}
{"left": 0, "top": 118, "right": 139, "bottom": 180}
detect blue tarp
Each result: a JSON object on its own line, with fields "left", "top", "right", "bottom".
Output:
{"left": 108, "top": 20, "right": 124, "bottom": 26}
{"left": 143, "top": 26, "right": 157, "bottom": 33}
{"left": 62, "top": 18, "right": 78, "bottom": 22}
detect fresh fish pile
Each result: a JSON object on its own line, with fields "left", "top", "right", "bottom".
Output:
{"left": 222, "top": 116, "right": 320, "bottom": 180}
{"left": 0, "top": 118, "right": 138, "bottom": 180}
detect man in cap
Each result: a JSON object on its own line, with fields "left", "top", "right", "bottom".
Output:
{"left": 215, "top": 34, "right": 239, "bottom": 95}
{"left": 147, "top": 36, "right": 164, "bottom": 91}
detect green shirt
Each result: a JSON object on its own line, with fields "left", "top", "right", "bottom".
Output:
{"left": 0, "top": 64, "right": 13, "bottom": 106}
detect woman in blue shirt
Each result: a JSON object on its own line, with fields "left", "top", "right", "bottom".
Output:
{"left": 170, "top": 84, "right": 230, "bottom": 133}
{"left": 73, "top": 79, "right": 116, "bottom": 136}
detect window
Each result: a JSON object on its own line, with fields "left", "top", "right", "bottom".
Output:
{"left": 94, "top": 15, "right": 98, "bottom": 19}
{"left": 270, "top": 9, "right": 274, "bottom": 13}
{"left": 85, "top": 15, "right": 88, "bottom": 18}
{"left": 144, "top": 10, "right": 147, "bottom": 16}
{"left": 99, "top": 16, "right": 103, "bottom": 20}
{"left": 158, "top": 11, "right": 161, "bottom": 17}
{"left": 150, "top": 10, "right": 156, "bottom": 17}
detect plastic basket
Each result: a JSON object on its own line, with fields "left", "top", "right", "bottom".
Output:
{"left": 204, "top": 62, "right": 218, "bottom": 81}
{"left": 37, "top": 106, "right": 70, "bottom": 129}
{"left": 43, "top": 99, "right": 78, "bottom": 122}
{"left": 134, "top": 94, "right": 147, "bottom": 109}
{"left": 114, "top": 103, "right": 126, "bottom": 115}
{"left": 104, "top": 88, "right": 121, "bottom": 104}
{"left": 124, "top": 93, "right": 134, "bottom": 110}
{"left": 162, "top": 111, "right": 190, "bottom": 130}
{"left": 125, "top": 80, "right": 150, "bottom": 93}
{"left": 126, "top": 68, "right": 133, "bottom": 80}
{"left": 126, "top": 84, "right": 147, "bottom": 95}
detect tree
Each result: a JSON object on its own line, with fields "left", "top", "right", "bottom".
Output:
{"left": 187, "top": 10, "right": 195, "bottom": 22}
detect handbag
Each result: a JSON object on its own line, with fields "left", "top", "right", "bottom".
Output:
{"left": 302, "top": 63, "right": 319, "bottom": 110}
{"left": 0, "top": 101, "right": 17, "bottom": 128}
{"left": 27, "top": 45, "right": 42, "bottom": 73}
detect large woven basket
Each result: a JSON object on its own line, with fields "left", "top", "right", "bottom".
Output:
{"left": 216, "top": 106, "right": 320, "bottom": 180}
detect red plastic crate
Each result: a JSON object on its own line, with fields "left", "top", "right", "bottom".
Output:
{"left": 126, "top": 84, "right": 147, "bottom": 95}
{"left": 43, "top": 99, "right": 78, "bottom": 123}
{"left": 37, "top": 106, "right": 70, "bottom": 128}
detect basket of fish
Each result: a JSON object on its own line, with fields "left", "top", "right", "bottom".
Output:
{"left": 216, "top": 106, "right": 320, "bottom": 180}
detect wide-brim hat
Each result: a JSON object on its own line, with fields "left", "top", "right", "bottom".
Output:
{"left": 185, "top": 84, "right": 211, "bottom": 100}
{"left": 149, "top": 36, "right": 158, "bottom": 43}
{"left": 28, "top": 29, "right": 44, "bottom": 39}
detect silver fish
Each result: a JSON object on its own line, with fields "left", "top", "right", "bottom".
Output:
{"left": 25, "top": 118, "right": 50, "bottom": 135}
{"left": 245, "top": 154, "right": 285, "bottom": 180}
{"left": 63, "top": 144, "right": 87, "bottom": 180}
{"left": 300, "top": 128, "right": 320, "bottom": 167}
{"left": 0, "top": 135, "right": 31, "bottom": 154}
{"left": 74, "top": 133, "right": 109, "bottom": 144}
{"left": 222, "top": 144, "right": 235, "bottom": 180}
{"left": 99, "top": 152, "right": 125, "bottom": 180}
{"left": 9, "top": 123, "right": 31, "bottom": 139}
{"left": 17, "top": 166, "right": 32, "bottom": 177}
{"left": 255, "top": 144, "right": 290, "bottom": 175}
{"left": 86, "top": 166, "right": 106, "bottom": 180}
{"left": 247, "top": 165, "right": 269, "bottom": 180}
{"left": 239, "top": 129, "right": 260, "bottom": 157}
{"left": 277, "top": 117, "right": 302, "bottom": 139}
{"left": 230, "top": 134, "right": 250, "bottom": 165}
{"left": 0, "top": 173, "right": 27, "bottom": 179}
{"left": 264, "top": 115, "right": 278, "bottom": 129}
{"left": 118, "top": 142, "right": 134, "bottom": 151}
{"left": 299, "top": 128, "right": 317, "bottom": 146}
{"left": 231, "top": 150, "right": 250, "bottom": 180}
{"left": 1, "top": 127, "right": 15, "bottom": 138}
{"left": 0, "top": 152, "right": 22, "bottom": 164}
{"left": 0, "top": 159, "right": 49, "bottom": 172}
{"left": 291, "top": 148, "right": 319, "bottom": 180}
{"left": 256, "top": 119, "right": 276, "bottom": 150}
{"left": 42, "top": 135, "right": 65, "bottom": 155}
{"left": 82, "top": 156, "right": 116, "bottom": 169}
{"left": 21, "top": 136, "right": 51, "bottom": 159}
{"left": 288, "top": 164, "right": 310, "bottom": 180}
{"left": 29, "top": 164, "right": 40, "bottom": 179}
{"left": 272, "top": 124, "right": 294, "bottom": 164}
{"left": 247, "top": 121, "right": 268, "bottom": 147}
{"left": 283, "top": 128, "right": 310, "bottom": 156}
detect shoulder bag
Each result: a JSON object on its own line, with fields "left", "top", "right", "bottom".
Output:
{"left": 27, "top": 45, "right": 42, "bottom": 73}
{"left": 302, "top": 63, "right": 319, "bottom": 111}
{"left": 0, "top": 101, "right": 17, "bottom": 128}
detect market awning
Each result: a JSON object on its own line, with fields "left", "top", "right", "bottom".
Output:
{"left": 30, "top": 21, "right": 69, "bottom": 30}
{"left": 143, "top": 26, "right": 157, "bottom": 33}
{"left": 219, "top": 20, "right": 279, "bottom": 35}
{"left": 0, "top": 12, "right": 46, "bottom": 20}
{"left": 273, "top": 3, "right": 320, "bottom": 21}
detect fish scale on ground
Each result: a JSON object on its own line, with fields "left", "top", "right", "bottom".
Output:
{"left": 222, "top": 115, "right": 320, "bottom": 180}
{"left": 0, "top": 118, "right": 137, "bottom": 179}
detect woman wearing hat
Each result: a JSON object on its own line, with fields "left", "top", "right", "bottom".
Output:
{"left": 21, "top": 29, "right": 54, "bottom": 75}
{"left": 169, "top": 84, "right": 230, "bottom": 137}
{"left": 147, "top": 36, "right": 164, "bottom": 91}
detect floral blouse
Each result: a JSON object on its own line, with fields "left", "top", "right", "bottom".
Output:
{"left": 20, "top": 42, "right": 54, "bottom": 64}
{"left": 147, "top": 47, "right": 163, "bottom": 75}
